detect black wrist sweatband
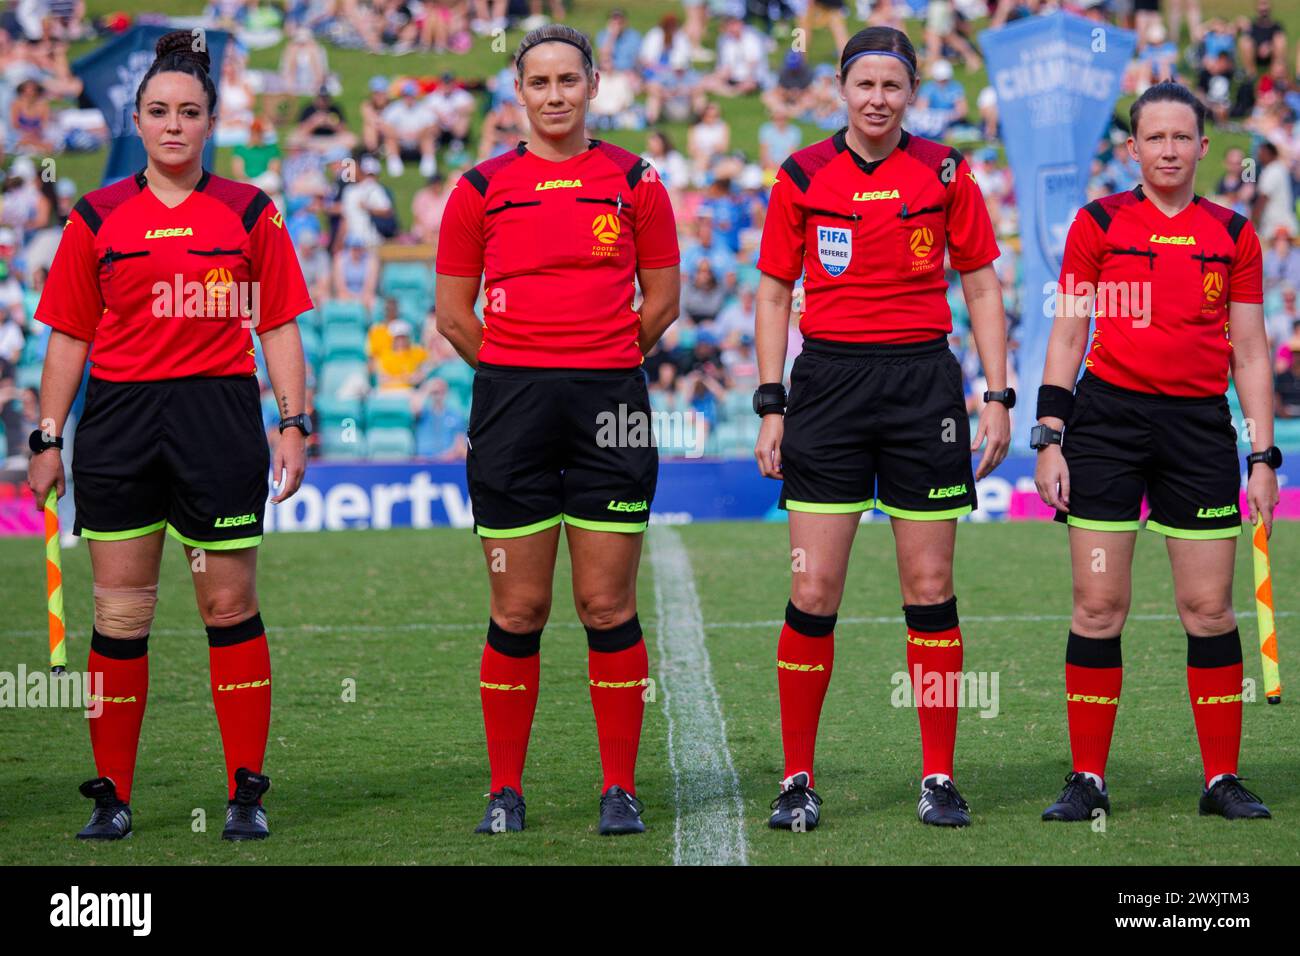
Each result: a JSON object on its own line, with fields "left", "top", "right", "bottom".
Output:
{"left": 1036, "top": 384, "right": 1075, "bottom": 422}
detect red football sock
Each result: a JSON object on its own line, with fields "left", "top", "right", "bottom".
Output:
{"left": 905, "top": 597, "right": 963, "bottom": 780}
{"left": 480, "top": 621, "right": 541, "bottom": 795}
{"left": 87, "top": 631, "right": 149, "bottom": 804}
{"left": 1064, "top": 631, "right": 1123, "bottom": 781}
{"left": 207, "top": 614, "right": 272, "bottom": 800}
{"left": 1187, "top": 629, "right": 1243, "bottom": 785}
{"left": 587, "top": 615, "right": 647, "bottom": 795}
{"left": 777, "top": 601, "right": 835, "bottom": 786}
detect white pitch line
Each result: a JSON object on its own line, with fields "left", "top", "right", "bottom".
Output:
{"left": 648, "top": 525, "right": 748, "bottom": 867}
{"left": 2, "top": 609, "right": 1294, "bottom": 642}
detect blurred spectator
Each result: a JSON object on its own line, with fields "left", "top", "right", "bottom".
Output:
{"left": 280, "top": 24, "right": 330, "bottom": 96}
{"left": 289, "top": 85, "right": 357, "bottom": 152}
{"left": 1254, "top": 141, "right": 1298, "bottom": 239}
{"left": 361, "top": 76, "right": 393, "bottom": 153}
{"left": 9, "top": 79, "right": 55, "bottom": 155}
{"left": 763, "top": 50, "right": 814, "bottom": 118}
{"left": 1239, "top": 0, "right": 1285, "bottom": 78}
{"left": 639, "top": 12, "right": 691, "bottom": 80}
{"left": 1134, "top": 21, "right": 1179, "bottom": 91}
{"left": 595, "top": 7, "right": 641, "bottom": 73}
{"left": 641, "top": 129, "right": 689, "bottom": 193}
{"left": 411, "top": 171, "right": 453, "bottom": 248}
{"left": 1263, "top": 227, "right": 1300, "bottom": 293}
{"left": 924, "top": 0, "right": 981, "bottom": 72}
{"left": 915, "top": 59, "right": 967, "bottom": 137}
{"left": 339, "top": 154, "right": 394, "bottom": 248}
{"left": 215, "top": 44, "right": 257, "bottom": 147}
{"left": 478, "top": 100, "right": 526, "bottom": 160}
{"left": 333, "top": 233, "right": 380, "bottom": 312}
{"left": 1214, "top": 146, "right": 1256, "bottom": 210}
{"left": 687, "top": 100, "right": 729, "bottom": 186}
{"left": 758, "top": 104, "right": 801, "bottom": 174}
{"left": 1269, "top": 284, "right": 1300, "bottom": 356}
{"left": 681, "top": 259, "right": 726, "bottom": 325}
{"left": 297, "top": 228, "right": 333, "bottom": 305}
{"left": 644, "top": 62, "right": 704, "bottom": 126}
{"left": 374, "top": 319, "right": 427, "bottom": 391}
{"left": 803, "top": 0, "right": 849, "bottom": 60}
{"left": 704, "top": 16, "right": 768, "bottom": 98}
{"left": 233, "top": 118, "right": 283, "bottom": 197}
{"left": 426, "top": 72, "right": 473, "bottom": 157}
{"left": 1276, "top": 340, "right": 1300, "bottom": 418}
{"left": 589, "top": 48, "right": 643, "bottom": 130}
{"left": 382, "top": 79, "right": 437, "bottom": 178}
{"left": 414, "top": 377, "right": 467, "bottom": 459}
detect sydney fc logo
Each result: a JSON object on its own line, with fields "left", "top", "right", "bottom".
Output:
{"left": 817, "top": 226, "right": 851, "bottom": 277}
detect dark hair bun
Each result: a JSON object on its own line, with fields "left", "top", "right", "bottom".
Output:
{"left": 154, "top": 29, "right": 211, "bottom": 74}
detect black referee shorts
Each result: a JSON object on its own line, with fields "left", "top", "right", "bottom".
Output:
{"left": 1056, "top": 372, "right": 1243, "bottom": 539}
{"left": 466, "top": 363, "right": 658, "bottom": 538}
{"left": 72, "top": 375, "right": 271, "bottom": 549}
{"left": 778, "top": 336, "right": 976, "bottom": 519}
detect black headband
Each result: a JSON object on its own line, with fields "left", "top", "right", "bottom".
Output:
{"left": 518, "top": 36, "right": 593, "bottom": 70}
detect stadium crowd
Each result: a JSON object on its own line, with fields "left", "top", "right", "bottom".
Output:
{"left": 5, "top": 0, "right": 1300, "bottom": 466}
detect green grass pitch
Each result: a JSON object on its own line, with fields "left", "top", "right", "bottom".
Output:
{"left": 1, "top": 520, "right": 1297, "bottom": 865}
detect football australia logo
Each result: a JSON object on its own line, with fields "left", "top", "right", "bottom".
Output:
{"left": 591, "top": 212, "right": 621, "bottom": 258}
{"left": 1203, "top": 271, "right": 1223, "bottom": 305}
{"left": 205, "top": 266, "right": 235, "bottom": 309}
{"left": 909, "top": 226, "right": 936, "bottom": 271}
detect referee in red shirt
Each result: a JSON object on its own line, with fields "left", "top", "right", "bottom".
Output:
{"left": 26, "top": 32, "right": 313, "bottom": 841}
{"left": 1035, "top": 83, "right": 1277, "bottom": 822}
{"left": 754, "top": 26, "right": 1010, "bottom": 830}
{"left": 435, "top": 25, "right": 680, "bottom": 836}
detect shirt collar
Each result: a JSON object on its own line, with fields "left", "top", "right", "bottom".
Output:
{"left": 834, "top": 126, "right": 910, "bottom": 175}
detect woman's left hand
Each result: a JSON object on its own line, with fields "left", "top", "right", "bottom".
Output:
{"left": 271, "top": 428, "right": 307, "bottom": 503}
{"left": 972, "top": 400, "right": 1010, "bottom": 480}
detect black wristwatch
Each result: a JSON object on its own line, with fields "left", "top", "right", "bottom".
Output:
{"left": 278, "top": 414, "right": 313, "bottom": 436}
{"left": 752, "top": 383, "right": 787, "bottom": 417}
{"left": 1246, "top": 445, "right": 1283, "bottom": 476}
{"left": 1029, "top": 423, "right": 1062, "bottom": 450}
{"left": 983, "top": 387, "right": 1016, "bottom": 409}
{"left": 28, "top": 429, "right": 63, "bottom": 453}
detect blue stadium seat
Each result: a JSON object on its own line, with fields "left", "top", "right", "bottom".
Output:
{"left": 322, "top": 324, "right": 367, "bottom": 362}
{"left": 365, "top": 391, "right": 415, "bottom": 430}
{"left": 366, "top": 426, "right": 416, "bottom": 459}
{"left": 320, "top": 424, "right": 367, "bottom": 459}
{"left": 1276, "top": 417, "right": 1300, "bottom": 450}
{"left": 16, "top": 365, "right": 42, "bottom": 391}
{"left": 321, "top": 300, "right": 368, "bottom": 328}
{"left": 379, "top": 262, "right": 433, "bottom": 299}
{"left": 318, "top": 358, "right": 370, "bottom": 398}
{"left": 316, "top": 394, "right": 364, "bottom": 427}
{"left": 299, "top": 324, "right": 323, "bottom": 369}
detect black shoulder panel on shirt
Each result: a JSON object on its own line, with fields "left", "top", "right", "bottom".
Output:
{"left": 627, "top": 156, "right": 651, "bottom": 190}
{"left": 1226, "top": 211, "right": 1248, "bottom": 243}
{"left": 463, "top": 167, "right": 489, "bottom": 195}
{"left": 241, "top": 189, "right": 273, "bottom": 233}
{"left": 73, "top": 197, "right": 102, "bottom": 234}
{"left": 779, "top": 156, "right": 810, "bottom": 192}
{"left": 1082, "top": 200, "right": 1111, "bottom": 234}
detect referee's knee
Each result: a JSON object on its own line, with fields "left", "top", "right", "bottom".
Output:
{"left": 1176, "top": 595, "right": 1236, "bottom": 638}
{"left": 1073, "top": 593, "right": 1129, "bottom": 636}
{"left": 493, "top": 598, "right": 551, "bottom": 634}
{"left": 93, "top": 584, "right": 158, "bottom": 638}
{"left": 197, "top": 591, "right": 260, "bottom": 630}
{"left": 574, "top": 593, "right": 634, "bottom": 632}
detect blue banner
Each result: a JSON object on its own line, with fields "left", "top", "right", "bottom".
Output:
{"left": 260, "top": 457, "right": 1300, "bottom": 533}
{"left": 72, "top": 25, "right": 230, "bottom": 186}
{"left": 979, "top": 13, "right": 1135, "bottom": 446}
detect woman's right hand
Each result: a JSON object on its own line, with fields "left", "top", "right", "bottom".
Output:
{"left": 28, "top": 449, "right": 65, "bottom": 509}
{"left": 1034, "top": 444, "right": 1069, "bottom": 512}
{"left": 755, "top": 413, "right": 784, "bottom": 479}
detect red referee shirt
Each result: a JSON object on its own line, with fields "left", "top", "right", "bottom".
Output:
{"left": 36, "top": 169, "right": 313, "bottom": 382}
{"left": 1058, "top": 185, "right": 1263, "bottom": 397}
{"left": 757, "top": 127, "right": 999, "bottom": 343}
{"left": 436, "top": 139, "right": 679, "bottom": 369}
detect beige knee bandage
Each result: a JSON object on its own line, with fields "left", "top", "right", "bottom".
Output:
{"left": 93, "top": 584, "right": 159, "bottom": 638}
